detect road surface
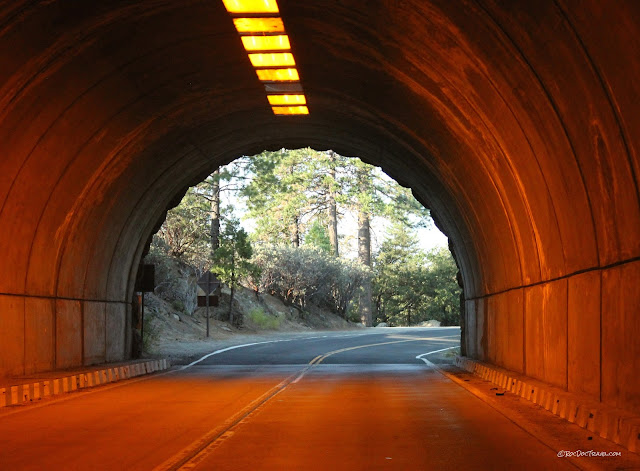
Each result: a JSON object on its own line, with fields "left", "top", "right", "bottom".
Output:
{"left": 0, "top": 328, "right": 629, "bottom": 470}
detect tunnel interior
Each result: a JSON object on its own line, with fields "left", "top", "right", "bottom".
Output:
{"left": 0, "top": 0, "right": 639, "bottom": 414}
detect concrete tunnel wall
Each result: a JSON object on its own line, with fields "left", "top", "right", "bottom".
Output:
{"left": 0, "top": 0, "right": 639, "bottom": 413}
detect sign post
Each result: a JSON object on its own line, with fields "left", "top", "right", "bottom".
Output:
{"left": 135, "top": 264, "right": 155, "bottom": 345}
{"left": 197, "top": 272, "right": 220, "bottom": 337}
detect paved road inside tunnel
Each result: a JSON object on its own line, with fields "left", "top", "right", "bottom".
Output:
{"left": 0, "top": 328, "right": 622, "bottom": 470}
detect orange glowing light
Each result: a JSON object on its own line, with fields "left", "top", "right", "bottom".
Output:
{"left": 233, "top": 17, "right": 285, "bottom": 33}
{"left": 256, "top": 68, "right": 300, "bottom": 81}
{"left": 267, "top": 94, "right": 306, "bottom": 105}
{"left": 223, "top": 0, "right": 308, "bottom": 115}
{"left": 221, "top": 0, "right": 279, "bottom": 13}
{"left": 241, "top": 35, "right": 290, "bottom": 51}
{"left": 272, "top": 105, "right": 309, "bottom": 115}
{"left": 248, "top": 52, "right": 295, "bottom": 67}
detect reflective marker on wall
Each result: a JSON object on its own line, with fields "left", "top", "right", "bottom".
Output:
{"left": 222, "top": 0, "right": 309, "bottom": 115}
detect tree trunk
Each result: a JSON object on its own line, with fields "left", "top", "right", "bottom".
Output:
{"left": 327, "top": 151, "right": 339, "bottom": 257}
{"left": 407, "top": 306, "right": 412, "bottom": 326}
{"left": 358, "top": 209, "right": 373, "bottom": 327}
{"left": 290, "top": 215, "right": 300, "bottom": 247}
{"left": 210, "top": 169, "right": 220, "bottom": 254}
{"left": 228, "top": 251, "right": 235, "bottom": 324}
{"left": 229, "top": 283, "right": 235, "bottom": 325}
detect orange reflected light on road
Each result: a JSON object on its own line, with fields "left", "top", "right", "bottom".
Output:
{"left": 241, "top": 35, "right": 290, "bottom": 51}
{"left": 267, "top": 94, "right": 306, "bottom": 105}
{"left": 223, "top": 0, "right": 309, "bottom": 115}
{"left": 222, "top": 0, "right": 279, "bottom": 13}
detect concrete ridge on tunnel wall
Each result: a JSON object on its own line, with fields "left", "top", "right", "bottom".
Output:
{"left": 456, "top": 356, "right": 640, "bottom": 454}
{"left": 0, "top": 359, "right": 169, "bottom": 409}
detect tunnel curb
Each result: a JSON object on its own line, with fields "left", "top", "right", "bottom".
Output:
{"left": 455, "top": 357, "right": 640, "bottom": 453}
{"left": 0, "top": 359, "right": 169, "bottom": 409}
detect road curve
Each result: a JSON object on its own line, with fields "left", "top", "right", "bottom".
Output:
{"left": 0, "top": 328, "right": 588, "bottom": 470}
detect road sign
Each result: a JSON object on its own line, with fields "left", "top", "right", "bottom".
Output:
{"left": 197, "top": 272, "right": 220, "bottom": 295}
{"left": 197, "top": 295, "right": 219, "bottom": 307}
{"left": 197, "top": 272, "right": 221, "bottom": 338}
{"left": 135, "top": 264, "right": 155, "bottom": 292}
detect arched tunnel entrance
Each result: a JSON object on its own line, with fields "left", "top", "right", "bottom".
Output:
{"left": 0, "top": 0, "right": 639, "bottom": 422}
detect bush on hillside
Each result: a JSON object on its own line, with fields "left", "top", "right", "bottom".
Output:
{"left": 246, "top": 308, "right": 281, "bottom": 329}
{"left": 251, "top": 244, "right": 368, "bottom": 318}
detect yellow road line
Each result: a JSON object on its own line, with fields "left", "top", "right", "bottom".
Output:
{"left": 312, "top": 338, "right": 427, "bottom": 365}
{"left": 157, "top": 336, "right": 436, "bottom": 470}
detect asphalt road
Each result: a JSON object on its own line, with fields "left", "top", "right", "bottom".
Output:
{"left": 0, "top": 328, "right": 601, "bottom": 470}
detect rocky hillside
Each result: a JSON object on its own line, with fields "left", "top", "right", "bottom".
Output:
{"left": 142, "top": 283, "right": 359, "bottom": 353}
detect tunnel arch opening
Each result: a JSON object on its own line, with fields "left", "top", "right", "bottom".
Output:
{"left": 137, "top": 148, "right": 462, "bottom": 353}
{"left": 0, "top": 0, "right": 638, "bottom": 417}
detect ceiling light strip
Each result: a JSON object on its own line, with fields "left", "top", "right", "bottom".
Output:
{"left": 272, "top": 106, "right": 309, "bottom": 115}
{"left": 222, "top": 0, "right": 309, "bottom": 115}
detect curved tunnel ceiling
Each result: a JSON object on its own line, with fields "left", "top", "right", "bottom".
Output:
{"left": 1, "top": 0, "right": 639, "bottom": 314}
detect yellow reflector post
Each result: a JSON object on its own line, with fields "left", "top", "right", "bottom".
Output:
{"left": 272, "top": 106, "right": 309, "bottom": 115}
{"left": 248, "top": 52, "right": 295, "bottom": 67}
{"left": 221, "top": 0, "right": 279, "bottom": 13}
{"left": 233, "top": 17, "right": 285, "bottom": 33}
{"left": 241, "top": 35, "right": 291, "bottom": 51}
{"left": 267, "top": 94, "right": 306, "bottom": 105}
{"left": 256, "top": 68, "right": 299, "bottom": 81}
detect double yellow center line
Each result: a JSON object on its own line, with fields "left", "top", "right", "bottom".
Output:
{"left": 308, "top": 338, "right": 431, "bottom": 366}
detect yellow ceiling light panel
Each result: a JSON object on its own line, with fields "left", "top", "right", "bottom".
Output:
{"left": 241, "top": 35, "right": 290, "bottom": 51}
{"left": 248, "top": 52, "right": 295, "bottom": 67}
{"left": 233, "top": 17, "right": 285, "bottom": 33}
{"left": 267, "top": 94, "right": 306, "bottom": 105}
{"left": 256, "top": 68, "right": 299, "bottom": 81}
{"left": 222, "top": 0, "right": 279, "bottom": 14}
{"left": 221, "top": 0, "right": 308, "bottom": 115}
{"left": 272, "top": 105, "right": 309, "bottom": 115}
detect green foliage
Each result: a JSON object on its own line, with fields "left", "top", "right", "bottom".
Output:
{"left": 171, "top": 299, "right": 185, "bottom": 313}
{"left": 247, "top": 308, "right": 281, "bottom": 329}
{"left": 251, "top": 244, "right": 368, "bottom": 317}
{"left": 153, "top": 187, "right": 211, "bottom": 270}
{"left": 142, "top": 312, "right": 159, "bottom": 352}
{"left": 342, "top": 158, "right": 430, "bottom": 230}
{"left": 243, "top": 149, "right": 311, "bottom": 245}
{"left": 373, "top": 226, "right": 460, "bottom": 326}
{"left": 304, "top": 220, "right": 332, "bottom": 253}
{"left": 421, "top": 247, "right": 461, "bottom": 326}
{"left": 242, "top": 149, "right": 429, "bottom": 250}
{"left": 146, "top": 148, "right": 451, "bottom": 329}
{"left": 211, "top": 218, "right": 258, "bottom": 290}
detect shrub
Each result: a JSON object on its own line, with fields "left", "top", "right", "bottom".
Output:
{"left": 251, "top": 244, "right": 368, "bottom": 318}
{"left": 247, "top": 308, "right": 281, "bottom": 329}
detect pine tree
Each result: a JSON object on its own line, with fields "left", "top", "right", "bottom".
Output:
{"left": 304, "top": 220, "right": 332, "bottom": 253}
{"left": 211, "top": 218, "right": 256, "bottom": 325}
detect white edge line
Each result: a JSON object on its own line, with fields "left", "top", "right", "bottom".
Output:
{"left": 181, "top": 341, "right": 276, "bottom": 370}
{"left": 182, "top": 331, "right": 458, "bottom": 371}
{"left": 416, "top": 346, "right": 459, "bottom": 364}
{"left": 180, "top": 333, "right": 369, "bottom": 370}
